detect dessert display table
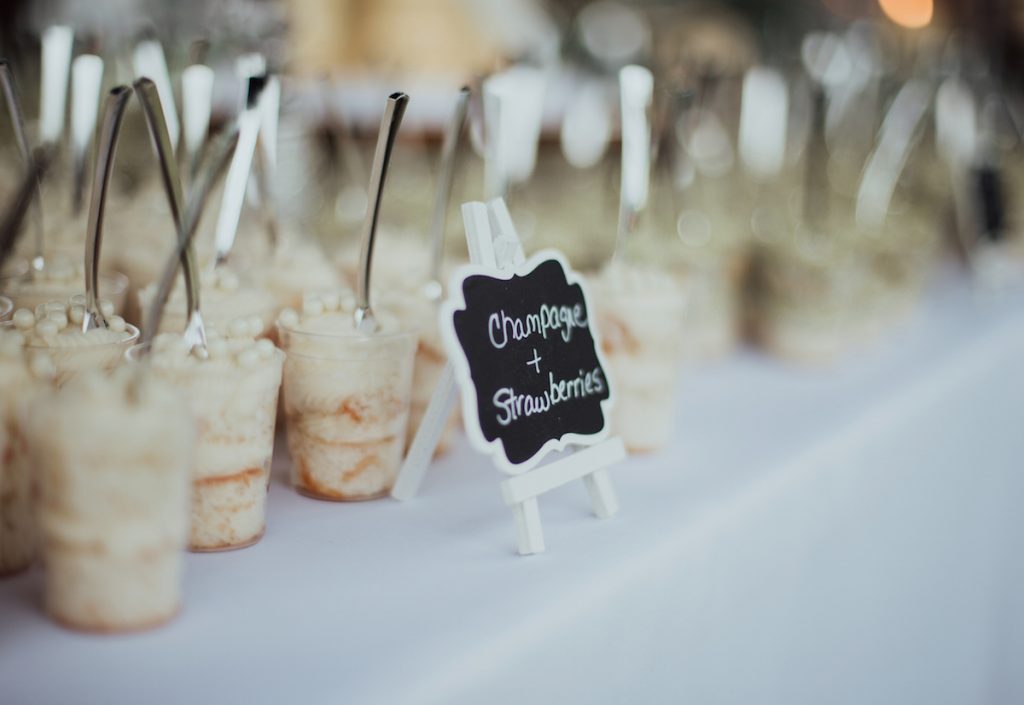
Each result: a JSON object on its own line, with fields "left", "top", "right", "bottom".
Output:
{"left": 2, "top": 272, "right": 1022, "bottom": 705}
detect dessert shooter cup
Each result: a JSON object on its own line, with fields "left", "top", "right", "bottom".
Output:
{"left": 278, "top": 320, "right": 415, "bottom": 500}
{"left": 137, "top": 269, "right": 278, "bottom": 339}
{"left": 589, "top": 268, "right": 688, "bottom": 452}
{"left": 9, "top": 303, "right": 140, "bottom": 386}
{"left": 0, "top": 331, "right": 45, "bottom": 576}
{"left": 26, "top": 367, "right": 194, "bottom": 632}
{"left": 0, "top": 263, "right": 130, "bottom": 317}
{"left": 385, "top": 292, "right": 459, "bottom": 454}
{"left": 129, "top": 332, "right": 284, "bottom": 551}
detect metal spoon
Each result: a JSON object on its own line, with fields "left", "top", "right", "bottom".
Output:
{"left": 0, "top": 148, "right": 52, "bottom": 274}
{"left": 82, "top": 86, "right": 132, "bottom": 333}
{"left": 802, "top": 85, "right": 828, "bottom": 235}
{"left": 251, "top": 124, "right": 280, "bottom": 251}
{"left": 0, "top": 59, "right": 43, "bottom": 273}
{"left": 212, "top": 75, "right": 267, "bottom": 269}
{"left": 133, "top": 76, "right": 203, "bottom": 338}
{"left": 181, "top": 62, "right": 215, "bottom": 180}
{"left": 426, "top": 86, "right": 470, "bottom": 298}
{"left": 70, "top": 54, "right": 104, "bottom": 215}
{"left": 143, "top": 126, "right": 240, "bottom": 355}
{"left": 354, "top": 91, "right": 409, "bottom": 334}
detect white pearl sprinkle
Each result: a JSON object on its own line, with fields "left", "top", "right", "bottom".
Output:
{"left": 303, "top": 295, "right": 323, "bottom": 317}
{"left": 29, "top": 353, "right": 56, "bottom": 380}
{"left": 109, "top": 315, "right": 126, "bottom": 333}
{"left": 255, "top": 338, "right": 276, "bottom": 357}
{"left": 278, "top": 309, "right": 299, "bottom": 329}
{"left": 207, "top": 339, "right": 228, "bottom": 359}
{"left": 228, "top": 318, "right": 249, "bottom": 338}
{"left": 237, "top": 348, "right": 260, "bottom": 368}
{"left": 246, "top": 316, "right": 263, "bottom": 337}
{"left": 36, "top": 320, "right": 59, "bottom": 338}
{"left": 47, "top": 312, "right": 68, "bottom": 330}
{"left": 13, "top": 309, "right": 34, "bottom": 330}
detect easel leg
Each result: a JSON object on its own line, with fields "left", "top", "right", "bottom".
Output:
{"left": 512, "top": 497, "right": 545, "bottom": 555}
{"left": 583, "top": 468, "right": 619, "bottom": 519}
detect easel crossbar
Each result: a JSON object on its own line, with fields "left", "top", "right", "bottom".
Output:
{"left": 500, "top": 438, "right": 626, "bottom": 506}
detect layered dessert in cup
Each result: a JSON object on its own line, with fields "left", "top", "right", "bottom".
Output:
{"left": 747, "top": 233, "right": 859, "bottom": 363}
{"left": 8, "top": 297, "right": 138, "bottom": 385}
{"left": 137, "top": 267, "right": 277, "bottom": 338}
{"left": 277, "top": 294, "right": 415, "bottom": 500}
{"left": 25, "top": 366, "right": 194, "bottom": 632}
{"left": 132, "top": 322, "right": 284, "bottom": 550}
{"left": 747, "top": 202, "right": 937, "bottom": 363}
{"left": 0, "top": 255, "right": 129, "bottom": 316}
{"left": 632, "top": 205, "right": 749, "bottom": 363}
{"left": 0, "top": 329, "right": 55, "bottom": 576}
{"left": 247, "top": 233, "right": 341, "bottom": 313}
{"left": 588, "top": 262, "right": 688, "bottom": 452}
{"left": 382, "top": 288, "right": 459, "bottom": 454}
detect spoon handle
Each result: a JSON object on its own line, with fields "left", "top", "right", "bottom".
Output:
{"left": 429, "top": 86, "right": 470, "bottom": 286}
{"left": 0, "top": 60, "right": 43, "bottom": 267}
{"left": 355, "top": 91, "right": 409, "bottom": 329}
{"left": 134, "top": 77, "right": 202, "bottom": 323}
{"left": 144, "top": 125, "right": 240, "bottom": 351}
{"left": 0, "top": 148, "right": 51, "bottom": 274}
{"left": 84, "top": 85, "right": 131, "bottom": 329}
{"left": 213, "top": 76, "right": 266, "bottom": 268}
{"left": 70, "top": 54, "right": 105, "bottom": 215}
{"left": 181, "top": 63, "right": 215, "bottom": 177}
{"left": 0, "top": 61, "right": 32, "bottom": 164}
{"left": 39, "top": 25, "right": 73, "bottom": 146}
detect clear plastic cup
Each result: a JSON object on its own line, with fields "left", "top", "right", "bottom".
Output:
{"left": 3, "top": 317, "right": 139, "bottom": 386}
{"left": 278, "top": 322, "right": 415, "bottom": 500}
{"left": 0, "top": 268, "right": 130, "bottom": 317}
{"left": 138, "top": 278, "right": 278, "bottom": 339}
{"left": 385, "top": 293, "right": 459, "bottom": 455}
{"left": 589, "top": 272, "right": 688, "bottom": 452}
{"left": 128, "top": 338, "right": 284, "bottom": 550}
{"left": 25, "top": 368, "right": 193, "bottom": 632}
{"left": 0, "top": 346, "right": 39, "bottom": 576}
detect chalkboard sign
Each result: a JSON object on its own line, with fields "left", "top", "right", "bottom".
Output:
{"left": 441, "top": 251, "right": 613, "bottom": 474}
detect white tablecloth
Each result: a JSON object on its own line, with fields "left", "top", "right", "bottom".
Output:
{"left": 3, "top": 274, "right": 1023, "bottom": 705}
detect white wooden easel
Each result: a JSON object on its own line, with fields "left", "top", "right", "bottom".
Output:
{"left": 392, "top": 198, "right": 624, "bottom": 555}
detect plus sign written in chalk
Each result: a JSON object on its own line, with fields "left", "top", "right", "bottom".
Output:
{"left": 526, "top": 348, "right": 542, "bottom": 374}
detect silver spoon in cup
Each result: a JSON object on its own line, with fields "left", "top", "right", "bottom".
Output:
{"left": 0, "top": 60, "right": 44, "bottom": 274}
{"left": 134, "top": 76, "right": 208, "bottom": 355}
{"left": 142, "top": 126, "right": 241, "bottom": 355}
{"left": 424, "top": 86, "right": 470, "bottom": 301}
{"left": 354, "top": 91, "right": 409, "bottom": 334}
{"left": 82, "top": 86, "right": 132, "bottom": 333}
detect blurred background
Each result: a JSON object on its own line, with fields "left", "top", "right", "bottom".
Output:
{"left": 2, "top": 0, "right": 1023, "bottom": 364}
